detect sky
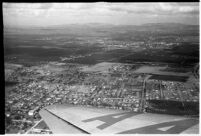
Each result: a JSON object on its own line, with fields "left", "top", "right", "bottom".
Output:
{"left": 3, "top": 2, "right": 199, "bottom": 27}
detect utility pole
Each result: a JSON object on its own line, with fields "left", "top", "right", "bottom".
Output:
{"left": 159, "top": 80, "right": 163, "bottom": 99}
{"left": 140, "top": 76, "right": 146, "bottom": 112}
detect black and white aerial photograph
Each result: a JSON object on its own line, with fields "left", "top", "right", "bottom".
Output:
{"left": 3, "top": 2, "right": 199, "bottom": 134}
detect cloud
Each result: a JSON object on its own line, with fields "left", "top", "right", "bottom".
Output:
{"left": 106, "top": 3, "right": 199, "bottom": 16}
{"left": 3, "top": 3, "right": 54, "bottom": 17}
{"left": 3, "top": 2, "right": 199, "bottom": 27}
{"left": 3, "top": 2, "right": 199, "bottom": 17}
{"left": 3, "top": 3, "right": 53, "bottom": 9}
{"left": 157, "top": 3, "right": 199, "bottom": 15}
{"left": 39, "top": 3, "right": 53, "bottom": 9}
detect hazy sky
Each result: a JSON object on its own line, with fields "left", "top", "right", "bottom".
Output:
{"left": 3, "top": 2, "right": 199, "bottom": 27}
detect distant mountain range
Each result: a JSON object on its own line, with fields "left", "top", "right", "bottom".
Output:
{"left": 4, "top": 22, "right": 199, "bottom": 37}
{"left": 4, "top": 22, "right": 199, "bottom": 29}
